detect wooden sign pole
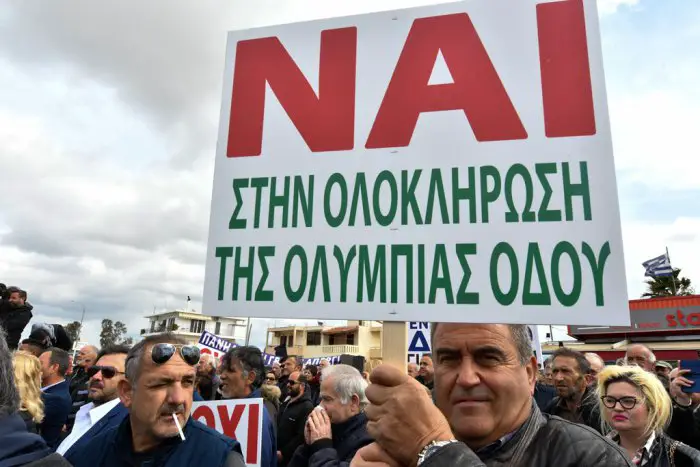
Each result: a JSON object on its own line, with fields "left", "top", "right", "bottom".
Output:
{"left": 381, "top": 321, "right": 408, "bottom": 372}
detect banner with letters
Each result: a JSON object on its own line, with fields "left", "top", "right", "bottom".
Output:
{"left": 192, "top": 399, "right": 263, "bottom": 467}
{"left": 262, "top": 353, "right": 341, "bottom": 367}
{"left": 197, "top": 330, "right": 238, "bottom": 360}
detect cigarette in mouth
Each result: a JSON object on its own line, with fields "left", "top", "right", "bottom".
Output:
{"left": 173, "top": 414, "right": 185, "bottom": 441}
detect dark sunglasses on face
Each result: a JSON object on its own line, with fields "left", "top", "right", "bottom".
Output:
{"left": 151, "top": 343, "right": 201, "bottom": 366}
{"left": 265, "top": 377, "right": 276, "bottom": 382}
{"left": 287, "top": 379, "right": 300, "bottom": 386}
{"left": 88, "top": 365, "right": 125, "bottom": 379}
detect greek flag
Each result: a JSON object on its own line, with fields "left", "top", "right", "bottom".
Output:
{"left": 642, "top": 253, "right": 673, "bottom": 277}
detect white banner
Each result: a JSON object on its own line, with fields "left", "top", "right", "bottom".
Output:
{"left": 191, "top": 399, "right": 264, "bottom": 467}
{"left": 203, "top": 0, "right": 629, "bottom": 326}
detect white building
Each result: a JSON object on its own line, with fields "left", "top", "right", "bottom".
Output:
{"left": 142, "top": 309, "right": 247, "bottom": 346}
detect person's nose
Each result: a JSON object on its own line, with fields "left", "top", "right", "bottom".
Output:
{"left": 455, "top": 358, "right": 481, "bottom": 388}
{"left": 167, "top": 383, "right": 188, "bottom": 407}
{"left": 554, "top": 372, "right": 564, "bottom": 382}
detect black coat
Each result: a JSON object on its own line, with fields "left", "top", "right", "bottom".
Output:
{"left": 420, "top": 405, "right": 631, "bottom": 467}
{"left": 0, "top": 302, "right": 33, "bottom": 350}
{"left": 543, "top": 386, "right": 603, "bottom": 434}
{"left": 667, "top": 403, "right": 700, "bottom": 451}
{"left": 66, "top": 367, "right": 91, "bottom": 432}
{"left": 533, "top": 383, "right": 556, "bottom": 412}
{"left": 288, "top": 412, "right": 372, "bottom": 467}
{"left": 643, "top": 433, "right": 700, "bottom": 467}
{"left": 278, "top": 392, "right": 314, "bottom": 465}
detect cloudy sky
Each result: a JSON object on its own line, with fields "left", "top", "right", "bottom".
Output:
{"left": 1, "top": 0, "right": 697, "bottom": 348}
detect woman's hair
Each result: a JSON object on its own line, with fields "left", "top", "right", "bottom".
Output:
{"left": 597, "top": 365, "right": 671, "bottom": 435}
{"left": 12, "top": 351, "right": 44, "bottom": 423}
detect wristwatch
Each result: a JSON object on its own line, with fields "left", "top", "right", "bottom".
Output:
{"left": 417, "top": 440, "right": 459, "bottom": 466}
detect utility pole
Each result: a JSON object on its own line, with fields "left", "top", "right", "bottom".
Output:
{"left": 71, "top": 300, "right": 87, "bottom": 342}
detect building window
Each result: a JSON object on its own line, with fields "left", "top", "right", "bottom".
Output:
{"left": 190, "top": 320, "right": 205, "bottom": 334}
{"left": 280, "top": 335, "right": 287, "bottom": 346}
{"left": 347, "top": 333, "right": 355, "bottom": 345}
{"left": 150, "top": 321, "right": 155, "bottom": 333}
{"left": 288, "top": 335, "right": 294, "bottom": 347}
{"left": 306, "top": 332, "right": 321, "bottom": 346}
{"left": 167, "top": 318, "right": 175, "bottom": 330}
{"left": 359, "top": 321, "right": 365, "bottom": 326}
{"left": 215, "top": 321, "right": 221, "bottom": 335}
{"left": 329, "top": 335, "right": 335, "bottom": 345}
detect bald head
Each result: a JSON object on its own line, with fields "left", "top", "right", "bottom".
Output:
{"left": 584, "top": 353, "right": 605, "bottom": 376}
{"left": 78, "top": 345, "right": 99, "bottom": 368}
{"left": 625, "top": 344, "right": 656, "bottom": 372}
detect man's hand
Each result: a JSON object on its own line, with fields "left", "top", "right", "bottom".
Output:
{"left": 277, "top": 451, "right": 283, "bottom": 462}
{"left": 365, "top": 365, "right": 454, "bottom": 466}
{"left": 307, "top": 409, "right": 333, "bottom": 444}
{"left": 670, "top": 369, "right": 695, "bottom": 405}
{"left": 351, "top": 444, "right": 402, "bottom": 467}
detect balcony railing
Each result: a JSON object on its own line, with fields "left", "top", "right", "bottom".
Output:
{"left": 322, "top": 345, "right": 359, "bottom": 355}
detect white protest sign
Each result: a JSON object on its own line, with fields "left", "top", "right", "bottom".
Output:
{"left": 203, "top": 0, "right": 628, "bottom": 326}
{"left": 408, "top": 322, "right": 431, "bottom": 364}
{"left": 191, "top": 399, "right": 263, "bottom": 467}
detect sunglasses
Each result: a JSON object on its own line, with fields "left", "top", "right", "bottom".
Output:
{"left": 151, "top": 343, "right": 201, "bottom": 366}
{"left": 265, "top": 377, "right": 276, "bottom": 382}
{"left": 87, "top": 365, "right": 125, "bottom": 379}
{"left": 287, "top": 379, "right": 300, "bottom": 386}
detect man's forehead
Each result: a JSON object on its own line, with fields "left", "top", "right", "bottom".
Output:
{"left": 98, "top": 353, "right": 127, "bottom": 370}
{"left": 626, "top": 346, "right": 649, "bottom": 356}
{"left": 434, "top": 324, "right": 511, "bottom": 347}
{"left": 552, "top": 356, "right": 577, "bottom": 369}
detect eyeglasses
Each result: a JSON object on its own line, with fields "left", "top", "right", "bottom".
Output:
{"left": 265, "top": 377, "right": 276, "bottom": 382}
{"left": 287, "top": 379, "right": 300, "bottom": 386}
{"left": 87, "top": 365, "right": 125, "bottom": 379}
{"left": 151, "top": 343, "right": 201, "bottom": 366}
{"left": 601, "top": 395, "right": 642, "bottom": 410}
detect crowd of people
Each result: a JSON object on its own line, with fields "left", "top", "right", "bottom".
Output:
{"left": 1, "top": 285, "right": 700, "bottom": 466}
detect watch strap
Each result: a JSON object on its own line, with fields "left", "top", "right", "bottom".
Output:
{"left": 417, "top": 440, "right": 459, "bottom": 466}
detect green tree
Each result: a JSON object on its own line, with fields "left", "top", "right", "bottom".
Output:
{"left": 64, "top": 321, "right": 82, "bottom": 344}
{"left": 643, "top": 268, "right": 694, "bottom": 298}
{"left": 100, "top": 319, "right": 131, "bottom": 347}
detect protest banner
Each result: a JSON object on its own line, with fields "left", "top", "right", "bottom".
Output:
{"left": 203, "top": 0, "right": 628, "bottom": 326}
{"left": 197, "top": 330, "right": 237, "bottom": 360}
{"left": 191, "top": 399, "right": 263, "bottom": 467}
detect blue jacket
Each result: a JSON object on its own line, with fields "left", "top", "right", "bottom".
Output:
{"left": 40, "top": 380, "right": 72, "bottom": 450}
{"left": 0, "top": 413, "right": 54, "bottom": 466}
{"left": 67, "top": 414, "right": 243, "bottom": 467}
{"left": 62, "top": 402, "right": 129, "bottom": 459}
{"left": 247, "top": 389, "right": 278, "bottom": 467}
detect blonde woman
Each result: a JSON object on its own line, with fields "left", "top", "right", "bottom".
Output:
{"left": 12, "top": 350, "right": 45, "bottom": 433}
{"left": 598, "top": 365, "right": 700, "bottom": 466}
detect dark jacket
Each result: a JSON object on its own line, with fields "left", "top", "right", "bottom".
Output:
{"left": 667, "top": 403, "right": 700, "bottom": 451}
{"left": 278, "top": 392, "right": 314, "bottom": 465}
{"left": 0, "top": 413, "right": 71, "bottom": 467}
{"left": 416, "top": 375, "right": 434, "bottom": 391}
{"left": 20, "top": 409, "right": 39, "bottom": 434}
{"left": 533, "top": 383, "right": 556, "bottom": 412}
{"left": 420, "top": 404, "right": 631, "bottom": 467}
{"left": 62, "top": 402, "right": 129, "bottom": 459}
{"left": 66, "top": 415, "right": 244, "bottom": 467}
{"left": 66, "top": 368, "right": 91, "bottom": 433}
{"left": 627, "top": 432, "right": 700, "bottom": 467}
{"left": 0, "top": 302, "right": 33, "bottom": 350}
{"left": 288, "top": 412, "right": 372, "bottom": 467}
{"left": 197, "top": 372, "right": 220, "bottom": 401}
{"left": 40, "top": 380, "right": 72, "bottom": 450}
{"left": 543, "top": 386, "right": 603, "bottom": 434}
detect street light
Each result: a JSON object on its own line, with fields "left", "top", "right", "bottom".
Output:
{"left": 71, "top": 300, "right": 86, "bottom": 342}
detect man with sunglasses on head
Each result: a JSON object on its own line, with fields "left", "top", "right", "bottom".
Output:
{"left": 58, "top": 345, "right": 130, "bottom": 457}
{"left": 66, "top": 333, "right": 244, "bottom": 467}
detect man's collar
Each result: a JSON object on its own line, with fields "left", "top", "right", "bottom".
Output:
{"left": 89, "top": 398, "right": 121, "bottom": 424}
{"left": 41, "top": 379, "right": 65, "bottom": 391}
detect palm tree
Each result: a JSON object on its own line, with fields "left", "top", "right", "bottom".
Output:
{"left": 642, "top": 268, "right": 694, "bottom": 298}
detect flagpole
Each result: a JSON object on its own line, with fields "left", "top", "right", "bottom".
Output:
{"left": 666, "top": 246, "right": 677, "bottom": 295}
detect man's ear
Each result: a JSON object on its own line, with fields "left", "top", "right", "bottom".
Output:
{"left": 248, "top": 370, "right": 257, "bottom": 385}
{"left": 118, "top": 378, "right": 134, "bottom": 408}
{"left": 351, "top": 394, "right": 360, "bottom": 412}
{"left": 526, "top": 356, "right": 538, "bottom": 393}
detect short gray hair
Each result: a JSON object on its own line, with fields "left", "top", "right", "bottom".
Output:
{"left": 431, "top": 323, "right": 532, "bottom": 365}
{"left": 125, "top": 333, "right": 189, "bottom": 383}
{"left": 321, "top": 364, "right": 368, "bottom": 409}
{"left": 0, "top": 325, "right": 20, "bottom": 416}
